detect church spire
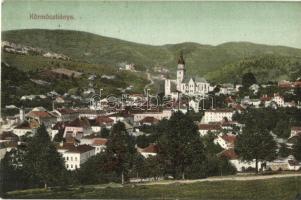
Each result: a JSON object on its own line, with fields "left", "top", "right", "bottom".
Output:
{"left": 178, "top": 51, "right": 185, "bottom": 65}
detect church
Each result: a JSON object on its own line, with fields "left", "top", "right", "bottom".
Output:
{"left": 165, "top": 53, "right": 211, "bottom": 97}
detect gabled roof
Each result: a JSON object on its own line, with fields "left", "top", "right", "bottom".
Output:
{"left": 139, "top": 144, "right": 159, "bottom": 154}
{"left": 92, "top": 138, "right": 108, "bottom": 145}
{"left": 94, "top": 116, "right": 114, "bottom": 125}
{"left": 57, "top": 143, "right": 94, "bottom": 153}
{"left": 140, "top": 116, "right": 159, "bottom": 124}
{"left": 0, "top": 131, "right": 19, "bottom": 141}
{"left": 221, "top": 134, "right": 237, "bottom": 144}
{"left": 27, "top": 111, "right": 54, "bottom": 118}
{"left": 218, "top": 148, "right": 238, "bottom": 160}
{"left": 198, "top": 124, "right": 222, "bottom": 131}
{"left": 14, "top": 120, "right": 39, "bottom": 129}
{"left": 55, "top": 108, "right": 78, "bottom": 115}
{"left": 67, "top": 117, "right": 90, "bottom": 128}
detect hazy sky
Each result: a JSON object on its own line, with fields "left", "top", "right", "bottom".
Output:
{"left": 2, "top": 1, "right": 301, "bottom": 48}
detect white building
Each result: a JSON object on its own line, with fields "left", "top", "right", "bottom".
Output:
{"left": 133, "top": 109, "right": 172, "bottom": 123}
{"left": 165, "top": 53, "right": 210, "bottom": 97}
{"left": 57, "top": 143, "right": 95, "bottom": 171}
{"left": 202, "top": 109, "right": 234, "bottom": 123}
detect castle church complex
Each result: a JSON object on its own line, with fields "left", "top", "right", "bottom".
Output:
{"left": 165, "top": 53, "right": 211, "bottom": 97}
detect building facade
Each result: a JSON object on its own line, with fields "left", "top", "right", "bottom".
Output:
{"left": 165, "top": 53, "right": 210, "bottom": 97}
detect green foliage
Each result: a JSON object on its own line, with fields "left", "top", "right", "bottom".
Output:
{"left": 242, "top": 72, "right": 257, "bottom": 88}
{"left": 105, "top": 122, "right": 137, "bottom": 183}
{"left": 157, "top": 111, "right": 205, "bottom": 179}
{"left": 278, "top": 143, "right": 291, "bottom": 158}
{"left": 235, "top": 125, "right": 277, "bottom": 172}
{"left": 100, "top": 127, "right": 110, "bottom": 138}
{"left": 292, "top": 136, "right": 301, "bottom": 161}
{"left": 23, "top": 124, "right": 66, "bottom": 188}
{"left": 207, "top": 55, "right": 301, "bottom": 83}
{"left": 3, "top": 29, "right": 301, "bottom": 81}
{"left": 273, "top": 120, "right": 291, "bottom": 139}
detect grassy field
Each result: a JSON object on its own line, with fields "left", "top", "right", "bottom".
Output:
{"left": 4, "top": 176, "right": 301, "bottom": 199}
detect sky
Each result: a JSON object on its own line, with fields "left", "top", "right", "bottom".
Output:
{"left": 2, "top": 1, "right": 301, "bottom": 48}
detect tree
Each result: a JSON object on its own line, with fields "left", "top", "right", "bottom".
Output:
{"left": 292, "top": 136, "right": 301, "bottom": 161}
{"left": 23, "top": 124, "right": 65, "bottom": 189}
{"left": 158, "top": 111, "right": 205, "bottom": 179}
{"left": 273, "top": 120, "right": 290, "bottom": 139}
{"left": 242, "top": 72, "right": 257, "bottom": 88}
{"left": 141, "top": 156, "right": 163, "bottom": 180}
{"left": 105, "top": 122, "right": 136, "bottom": 184}
{"left": 100, "top": 127, "right": 110, "bottom": 138}
{"left": 235, "top": 125, "right": 277, "bottom": 173}
{"left": 278, "top": 143, "right": 290, "bottom": 158}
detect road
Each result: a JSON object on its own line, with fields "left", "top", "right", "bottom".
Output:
{"left": 139, "top": 173, "right": 301, "bottom": 185}
{"left": 144, "top": 71, "right": 154, "bottom": 94}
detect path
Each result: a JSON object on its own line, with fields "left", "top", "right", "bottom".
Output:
{"left": 139, "top": 173, "right": 301, "bottom": 185}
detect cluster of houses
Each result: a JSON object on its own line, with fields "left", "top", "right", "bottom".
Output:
{"left": 1, "top": 54, "right": 300, "bottom": 174}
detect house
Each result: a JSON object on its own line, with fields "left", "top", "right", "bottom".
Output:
{"left": 214, "top": 134, "right": 236, "bottom": 149}
{"left": 55, "top": 96, "right": 65, "bottom": 104}
{"left": 26, "top": 110, "right": 57, "bottom": 128}
{"left": 272, "top": 94, "right": 285, "bottom": 107}
{"left": 78, "top": 109, "right": 106, "bottom": 119}
{"left": 249, "top": 84, "right": 259, "bottom": 94}
{"left": 0, "top": 131, "right": 19, "bottom": 142}
{"left": 81, "top": 134, "right": 108, "bottom": 154}
{"left": 139, "top": 116, "right": 159, "bottom": 126}
{"left": 198, "top": 124, "right": 222, "bottom": 136}
{"left": 137, "top": 143, "right": 159, "bottom": 158}
{"left": 63, "top": 118, "right": 92, "bottom": 140}
{"left": 266, "top": 155, "right": 300, "bottom": 171}
{"left": 133, "top": 109, "right": 172, "bottom": 123}
{"left": 218, "top": 148, "right": 262, "bottom": 172}
{"left": 13, "top": 120, "right": 39, "bottom": 137}
{"left": 202, "top": 109, "right": 234, "bottom": 123}
{"left": 291, "top": 127, "right": 301, "bottom": 137}
{"left": 57, "top": 143, "right": 95, "bottom": 170}
{"left": 52, "top": 108, "right": 79, "bottom": 122}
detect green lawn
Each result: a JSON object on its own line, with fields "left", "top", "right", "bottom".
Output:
{"left": 4, "top": 177, "right": 301, "bottom": 199}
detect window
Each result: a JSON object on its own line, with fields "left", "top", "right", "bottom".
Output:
{"left": 66, "top": 164, "right": 69, "bottom": 168}
{"left": 66, "top": 156, "right": 69, "bottom": 161}
{"left": 71, "top": 164, "right": 73, "bottom": 168}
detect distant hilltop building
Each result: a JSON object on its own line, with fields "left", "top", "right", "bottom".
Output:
{"left": 164, "top": 53, "right": 210, "bottom": 97}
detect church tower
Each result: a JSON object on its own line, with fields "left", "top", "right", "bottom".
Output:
{"left": 176, "top": 52, "right": 185, "bottom": 91}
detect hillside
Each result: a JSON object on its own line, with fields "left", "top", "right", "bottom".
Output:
{"left": 3, "top": 29, "right": 301, "bottom": 80}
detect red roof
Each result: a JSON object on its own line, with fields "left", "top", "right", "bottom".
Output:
{"left": 56, "top": 108, "right": 78, "bottom": 115}
{"left": 94, "top": 116, "right": 114, "bottom": 125}
{"left": 92, "top": 138, "right": 108, "bottom": 145}
{"left": 221, "top": 135, "right": 236, "bottom": 144}
{"left": 198, "top": 124, "right": 222, "bottom": 131}
{"left": 219, "top": 148, "right": 238, "bottom": 160}
{"left": 57, "top": 143, "right": 94, "bottom": 153}
{"left": 139, "top": 144, "right": 159, "bottom": 153}
{"left": 140, "top": 116, "right": 159, "bottom": 124}
{"left": 291, "top": 127, "right": 301, "bottom": 132}
{"left": 28, "top": 111, "right": 53, "bottom": 118}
